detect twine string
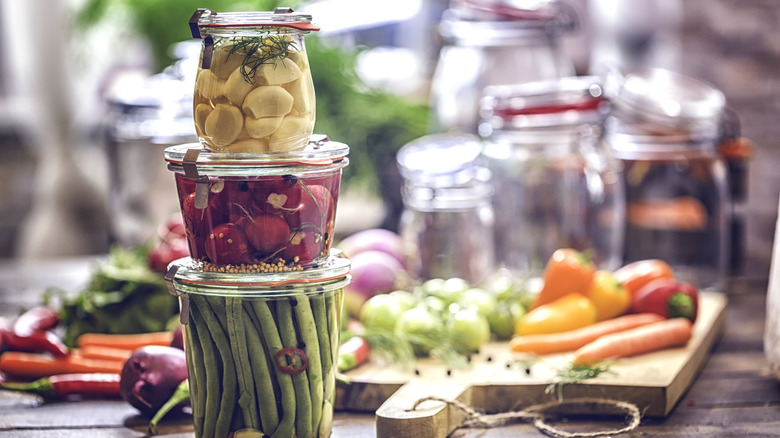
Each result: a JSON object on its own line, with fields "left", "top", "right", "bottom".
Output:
{"left": 408, "top": 396, "right": 642, "bottom": 438}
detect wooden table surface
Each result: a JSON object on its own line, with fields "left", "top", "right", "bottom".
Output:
{"left": 1, "top": 257, "right": 779, "bottom": 437}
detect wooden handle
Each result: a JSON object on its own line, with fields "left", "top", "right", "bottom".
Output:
{"left": 375, "top": 378, "right": 472, "bottom": 438}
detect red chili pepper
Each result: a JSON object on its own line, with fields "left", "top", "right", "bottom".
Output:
{"left": 0, "top": 373, "right": 121, "bottom": 399}
{"left": 337, "top": 336, "right": 371, "bottom": 372}
{"left": 1, "top": 328, "right": 70, "bottom": 358}
{"left": 274, "top": 348, "right": 309, "bottom": 375}
{"left": 13, "top": 306, "right": 60, "bottom": 336}
{"left": 630, "top": 278, "right": 699, "bottom": 323}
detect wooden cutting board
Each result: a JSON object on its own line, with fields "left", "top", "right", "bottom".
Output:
{"left": 335, "top": 291, "right": 727, "bottom": 438}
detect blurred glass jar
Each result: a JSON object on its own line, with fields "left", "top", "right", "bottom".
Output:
{"left": 190, "top": 8, "right": 319, "bottom": 153}
{"left": 604, "top": 68, "right": 730, "bottom": 291}
{"left": 105, "top": 41, "right": 200, "bottom": 247}
{"left": 479, "top": 76, "right": 624, "bottom": 279}
{"left": 430, "top": 0, "right": 578, "bottom": 134}
{"left": 397, "top": 134, "right": 495, "bottom": 285}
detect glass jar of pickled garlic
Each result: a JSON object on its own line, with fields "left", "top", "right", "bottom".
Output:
{"left": 190, "top": 8, "right": 319, "bottom": 153}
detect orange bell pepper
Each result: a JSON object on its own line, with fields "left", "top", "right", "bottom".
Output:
{"left": 532, "top": 248, "right": 595, "bottom": 309}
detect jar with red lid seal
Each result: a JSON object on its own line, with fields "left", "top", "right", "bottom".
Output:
{"left": 165, "top": 253, "right": 350, "bottom": 438}
{"left": 164, "top": 137, "right": 348, "bottom": 271}
{"left": 190, "top": 8, "right": 319, "bottom": 153}
{"left": 430, "top": 0, "right": 578, "bottom": 134}
{"left": 479, "top": 76, "right": 624, "bottom": 279}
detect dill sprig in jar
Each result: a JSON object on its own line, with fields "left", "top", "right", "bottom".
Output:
{"left": 190, "top": 8, "right": 319, "bottom": 153}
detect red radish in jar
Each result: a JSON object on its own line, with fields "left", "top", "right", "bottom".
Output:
{"left": 245, "top": 212, "right": 291, "bottom": 253}
{"left": 297, "top": 184, "right": 335, "bottom": 231}
{"left": 254, "top": 176, "right": 302, "bottom": 215}
{"left": 280, "top": 229, "right": 323, "bottom": 264}
{"left": 205, "top": 223, "right": 251, "bottom": 265}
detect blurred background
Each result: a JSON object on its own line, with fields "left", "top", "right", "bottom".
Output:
{"left": 0, "top": 0, "right": 778, "bottom": 281}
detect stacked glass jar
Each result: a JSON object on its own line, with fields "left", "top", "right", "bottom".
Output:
{"left": 479, "top": 76, "right": 625, "bottom": 280}
{"left": 163, "top": 9, "right": 349, "bottom": 438}
{"left": 603, "top": 68, "right": 731, "bottom": 291}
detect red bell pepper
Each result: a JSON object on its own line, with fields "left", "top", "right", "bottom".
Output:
{"left": 630, "top": 278, "right": 699, "bottom": 323}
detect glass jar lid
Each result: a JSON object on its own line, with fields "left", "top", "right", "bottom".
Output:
{"left": 605, "top": 68, "right": 726, "bottom": 130}
{"left": 480, "top": 76, "right": 606, "bottom": 133}
{"left": 165, "top": 136, "right": 349, "bottom": 176}
{"left": 440, "top": 0, "right": 578, "bottom": 46}
{"left": 397, "top": 134, "right": 483, "bottom": 189}
{"left": 190, "top": 7, "right": 319, "bottom": 39}
{"left": 165, "top": 252, "right": 351, "bottom": 297}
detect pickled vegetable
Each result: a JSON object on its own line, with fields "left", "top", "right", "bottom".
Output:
{"left": 194, "top": 34, "right": 315, "bottom": 153}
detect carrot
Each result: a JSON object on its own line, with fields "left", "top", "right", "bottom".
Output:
{"left": 77, "top": 345, "right": 134, "bottom": 362}
{"left": 76, "top": 331, "right": 174, "bottom": 351}
{"left": 572, "top": 318, "right": 694, "bottom": 366}
{"left": 510, "top": 313, "right": 665, "bottom": 354}
{"left": 0, "top": 351, "right": 124, "bottom": 380}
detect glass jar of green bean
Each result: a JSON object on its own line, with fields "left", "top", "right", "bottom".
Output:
{"left": 165, "top": 254, "right": 350, "bottom": 438}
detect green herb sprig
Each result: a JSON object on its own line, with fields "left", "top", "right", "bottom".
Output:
{"left": 545, "top": 362, "right": 617, "bottom": 401}
{"left": 225, "top": 35, "right": 298, "bottom": 84}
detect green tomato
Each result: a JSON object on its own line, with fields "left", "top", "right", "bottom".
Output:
{"left": 459, "top": 288, "right": 497, "bottom": 317}
{"left": 388, "top": 290, "right": 417, "bottom": 312}
{"left": 421, "top": 277, "right": 470, "bottom": 304}
{"left": 395, "top": 306, "right": 440, "bottom": 356}
{"left": 449, "top": 308, "right": 490, "bottom": 352}
{"left": 420, "top": 278, "right": 446, "bottom": 296}
{"left": 487, "top": 301, "right": 526, "bottom": 340}
{"left": 359, "top": 294, "right": 407, "bottom": 332}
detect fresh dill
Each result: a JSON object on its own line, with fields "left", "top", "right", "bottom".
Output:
{"left": 224, "top": 34, "right": 298, "bottom": 84}
{"left": 545, "top": 361, "right": 616, "bottom": 401}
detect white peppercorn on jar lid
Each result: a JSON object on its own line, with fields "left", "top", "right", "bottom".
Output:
{"left": 164, "top": 136, "right": 349, "bottom": 176}
{"left": 165, "top": 252, "right": 351, "bottom": 297}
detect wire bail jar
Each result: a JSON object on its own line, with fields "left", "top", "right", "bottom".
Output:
{"left": 479, "top": 76, "right": 624, "bottom": 279}
{"left": 397, "top": 134, "right": 495, "bottom": 285}
{"left": 190, "top": 8, "right": 319, "bottom": 153}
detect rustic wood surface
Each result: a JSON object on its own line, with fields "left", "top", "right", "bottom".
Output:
{"left": 0, "top": 257, "right": 778, "bottom": 437}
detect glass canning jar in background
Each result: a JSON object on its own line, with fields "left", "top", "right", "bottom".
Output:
{"left": 479, "top": 76, "right": 624, "bottom": 280}
{"left": 397, "top": 134, "right": 495, "bottom": 285}
{"left": 604, "top": 68, "right": 730, "bottom": 291}
{"left": 190, "top": 8, "right": 319, "bottom": 153}
{"left": 430, "top": 0, "right": 578, "bottom": 134}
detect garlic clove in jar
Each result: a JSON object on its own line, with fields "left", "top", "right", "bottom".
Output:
{"left": 224, "top": 67, "right": 259, "bottom": 106}
{"left": 283, "top": 77, "right": 314, "bottom": 116}
{"left": 245, "top": 116, "right": 284, "bottom": 139}
{"left": 242, "top": 86, "right": 294, "bottom": 119}
{"left": 226, "top": 138, "right": 270, "bottom": 153}
{"left": 269, "top": 116, "right": 311, "bottom": 152}
{"left": 204, "top": 104, "right": 244, "bottom": 148}
{"left": 194, "top": 104, "right": 213, "bottom": 135}
{"left": 209, "top": 45, "right": 245, "bottom": 80}
{"left": 258, "top": 58, "right": 302, "bottom": 85}
{"left": 196, "top": 70, "right": 226, "bottom": 101}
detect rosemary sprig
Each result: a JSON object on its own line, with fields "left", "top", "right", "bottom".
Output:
{"left": 224, "top": 35, "right": 298, "bottom": 84}
{"left": 545, "top": 361, "right": 616, "bottom": 401}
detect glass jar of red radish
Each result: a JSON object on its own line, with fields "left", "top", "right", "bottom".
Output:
{"left": 164, "top": 136, "right": 348, "bottom": 271}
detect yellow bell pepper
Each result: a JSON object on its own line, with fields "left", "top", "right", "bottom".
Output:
{"left": 587, "top": 270, "right": 631, "bottom": 321}
{"left": 515, "top": 293, "right": 597, "bottom": 336}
